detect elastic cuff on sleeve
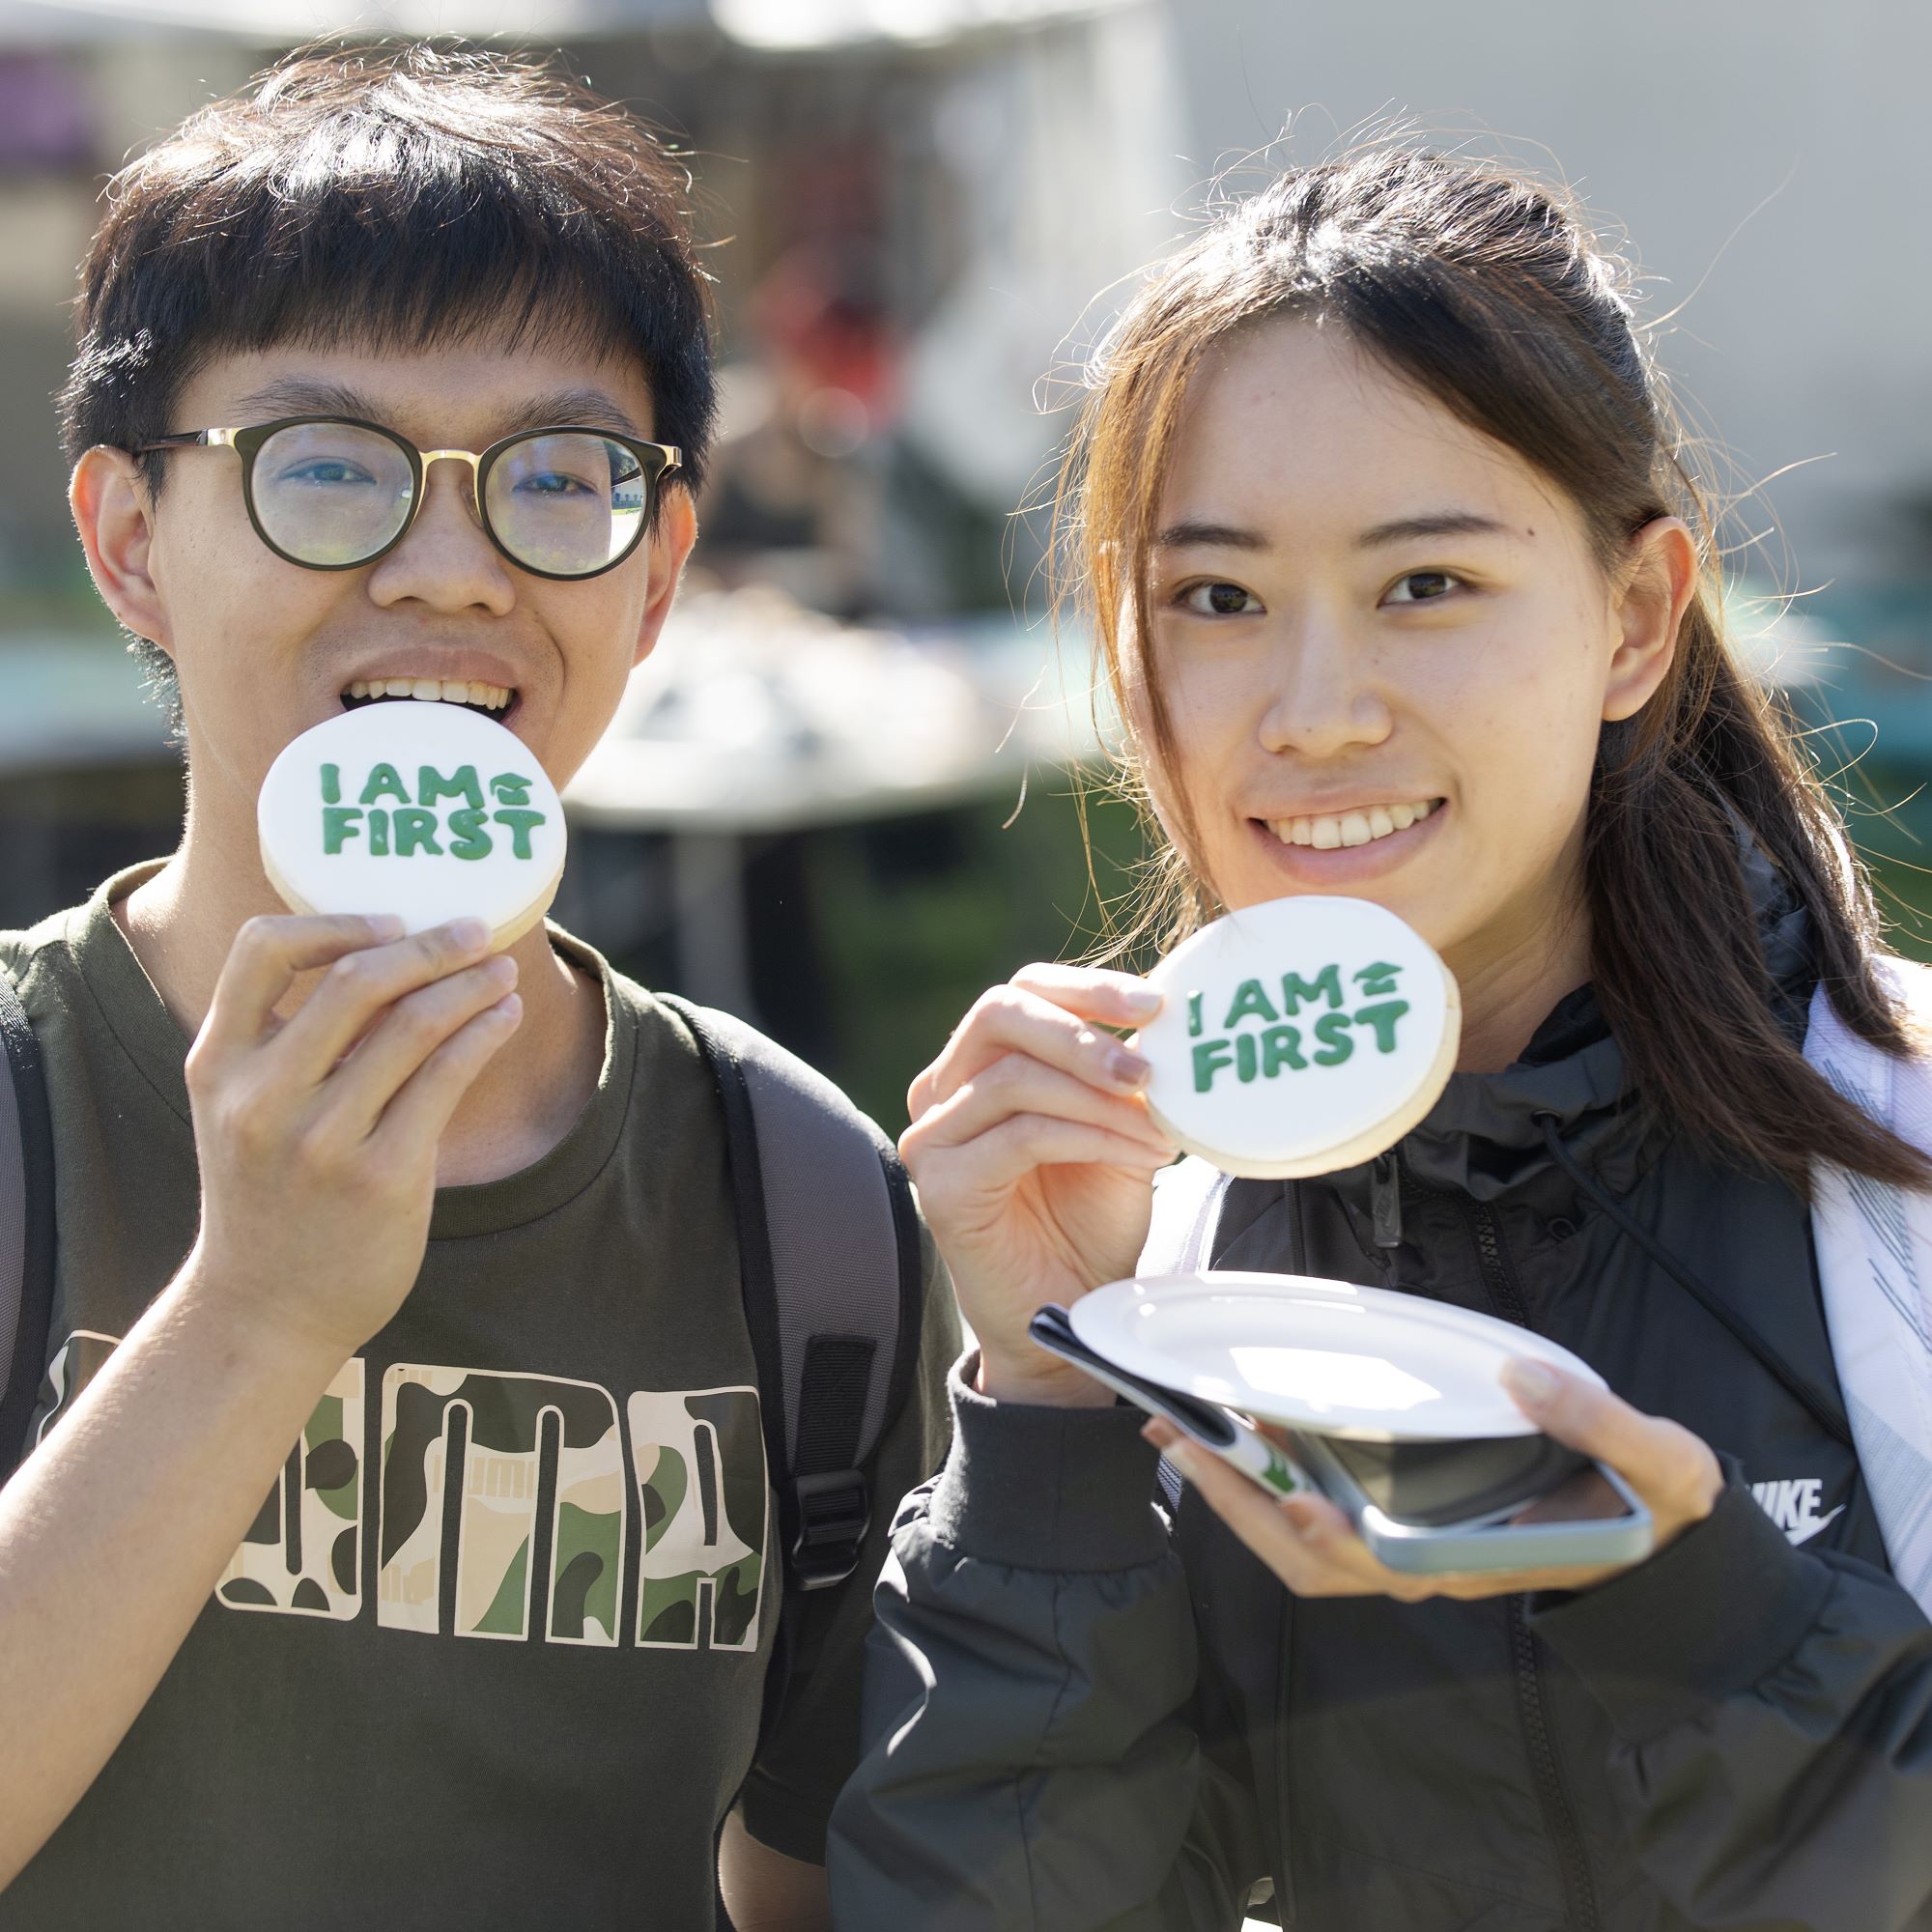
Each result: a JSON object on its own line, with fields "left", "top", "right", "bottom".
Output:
{"left": 923, "top": 1350, "right": 1170, "bottom": 1572}
{"left": 735, "top": 1782, "right": 830, "bottom": 1865}
{"left": 1530, "top": 1465, "right": 1833, "bottom": 1742}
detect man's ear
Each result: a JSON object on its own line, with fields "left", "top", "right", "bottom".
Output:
{"left": 1604, "top": 515, "right": 1698, "bottom": 723}
{"left": 70, "top": 446, "right": 171, "bottom": 656}
{"left": 632, "top": 486, "right": 698, "bottom": 670}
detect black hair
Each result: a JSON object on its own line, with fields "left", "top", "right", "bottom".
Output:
{"left": 60, "top": 38, "right": 717, "bottom": 723}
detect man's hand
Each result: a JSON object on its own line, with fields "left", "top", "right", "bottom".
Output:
{"left": 1144, "top": 1359, "right": 1724, "bottom": 1602}
{"left": 185, "top": 911, "right": 521, "bottom": 1357}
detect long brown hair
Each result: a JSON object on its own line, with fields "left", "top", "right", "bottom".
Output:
{"left": 1058, "top": 146, "right": 1926, "bottom": 1197}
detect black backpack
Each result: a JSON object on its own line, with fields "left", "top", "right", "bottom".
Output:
{"left": 0, "top": 964, "right": 923, "bottom": 1711}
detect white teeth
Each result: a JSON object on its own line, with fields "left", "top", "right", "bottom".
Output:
{"left": 1270, "top": 800, "right": 1439, "bottom": 852}
{"left": 344, "top": 675, "right": 513, "bottom": 709}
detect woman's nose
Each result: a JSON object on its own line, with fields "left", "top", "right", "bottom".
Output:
{"left": 1257, "top": 618, "right": 1393, "bottom": 757}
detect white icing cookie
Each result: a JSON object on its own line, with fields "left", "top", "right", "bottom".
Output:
{"left": 1137, "top": 895, "right": 1461, "bottom": 1179}
{"left": 258, "top": 704, "right": 566, "bottom": 950}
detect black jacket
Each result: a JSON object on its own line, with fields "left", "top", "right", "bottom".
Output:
{"left": 829, "top": 909, "right": 1932, "bottom": 1929}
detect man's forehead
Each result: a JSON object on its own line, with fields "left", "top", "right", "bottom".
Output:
{"left": 176, "top": 340, "right": 657, "bottom": 440}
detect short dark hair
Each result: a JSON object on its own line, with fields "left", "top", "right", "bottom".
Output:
{"left": 61, "top": 39, "right": 717, "bottom": 720}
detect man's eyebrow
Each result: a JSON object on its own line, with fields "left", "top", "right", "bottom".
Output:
{"left": 1355, "top": 512, "right": 1514, "bottom": 549}
{"left": 223, "top": 380, "right": 645, "bottom": 440}
{"left": 229, "top": 377, "right": 377, "bottom": 422}
{"left": 1153, "top": 519, "right": 1271, "bottom": 552}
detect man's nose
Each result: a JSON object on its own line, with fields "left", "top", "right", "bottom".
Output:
{"left": 365, "top": 452, "right": 514, "bottom": 614}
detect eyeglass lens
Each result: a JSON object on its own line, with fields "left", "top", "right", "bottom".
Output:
{"left": 248, "top": 422, "right": 651, "bottom": 576}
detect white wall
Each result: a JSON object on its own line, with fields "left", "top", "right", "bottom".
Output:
{"left": 1161, "top": 0, "right": 1932, "bottom": 583}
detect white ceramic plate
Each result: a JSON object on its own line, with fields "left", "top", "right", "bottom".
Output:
{"left": 1068, "top": 1271, "right": 1605, "bottom": 1440}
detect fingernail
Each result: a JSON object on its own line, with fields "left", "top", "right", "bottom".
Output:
{"left": 1161, "top": 1441, "right": 1202, "bottom": 1482}
{"left": 495, "top": 993, "right": 523, "bottom": 1022}
{"left": 1121, "top": 986, "right": 1163, "bottom": 1019}
{"left": 367, "top": 914, "right": 406, "bottom": 940}
{"left": 1501, "top": 1358, "right": 1559, "bottom": 1406}
{"left": 1140, "top": 1417, "right": 1178, "bottom": 1449}
{"left": 1280, "top": 1497, "right": 1321, "bottom": 1539}
{"left": 1110, "top": 1047, "right": 1151, "bottom": 1089}
{"left": 445, "top": 918, "right": 489, "bottom": 950}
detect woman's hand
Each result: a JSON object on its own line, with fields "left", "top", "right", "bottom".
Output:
{"left": 900, "top": 963, "right": 1179, "bottom": 1406}
{"left": 1144, "top": 1358, "right": 1725, "bottom": 1600}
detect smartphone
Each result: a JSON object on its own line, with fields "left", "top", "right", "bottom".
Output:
{"left": 1287, "top": 1427, "right": 1654, "bottom": 1575}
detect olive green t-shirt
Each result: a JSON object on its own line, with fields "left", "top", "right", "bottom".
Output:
{"left": 0, "top": 865, "right": 957, "bottom": 1930}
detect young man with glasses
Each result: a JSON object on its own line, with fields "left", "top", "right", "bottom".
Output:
{"left": 0, "top": 43, "right": 953, "bottom": 1927}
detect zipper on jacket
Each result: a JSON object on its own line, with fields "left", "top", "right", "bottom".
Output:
{"left": 1467, "top": 1197, "right": 1602, "bottom": 1932}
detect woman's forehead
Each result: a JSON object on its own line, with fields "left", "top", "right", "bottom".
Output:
{"left": 1160, "top": 320, "right": 1566, "bottom": 546}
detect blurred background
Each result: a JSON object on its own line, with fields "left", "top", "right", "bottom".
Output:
{"left": 0, "top": 0, "right": 1928, "bottom": 1127}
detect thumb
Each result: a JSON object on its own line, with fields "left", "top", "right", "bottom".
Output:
{"left": 1500, "top": 1358, "right": 1719, "bottom": 1515}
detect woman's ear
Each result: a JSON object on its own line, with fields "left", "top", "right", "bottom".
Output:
{"left": 1604, "top": 515, "right": 1698, "bottom": 723}
{"left": 70, "top": 446, "right": 170, "bottom": 655}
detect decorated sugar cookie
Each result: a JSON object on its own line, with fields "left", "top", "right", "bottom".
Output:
{"left": 1136, "top": 895, "right": 1460, "bottom": 1179}
{"left": 258, "top": 703, "right": 566, "bottom": 950}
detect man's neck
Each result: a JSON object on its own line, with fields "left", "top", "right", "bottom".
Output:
{"left": 117, "top": 809, "right": 606, "bottom": 1186}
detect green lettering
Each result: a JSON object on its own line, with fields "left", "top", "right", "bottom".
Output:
{"left": 367, "top": 809, "right": 390, "bottom": 857}
{"left": 1353, "top": 960, "right": 1403, "bottom": 999}
{"left": 1312, "top": 1010, "right": 1355, "bottom": 1066}
{"left": 1353, "top": 1000, "right": 1409, "bottom": 1054}
{"left": 489, "top": 773, "right": 534, "bottom": 807}
{"left": 392, "top": 808, "right": 443, "bottom": 858}
{"left": 418, "top": 763, "right": 484, "bottom": 811}
{"left": 491, "top": 808, "right": 546, "bottom": 860}
{"left": 1280, "top": 964, "right": 1344, "bottom": 1015}
{"left": 320, "top": 762, "right": 341, "bottom": 806}
{"left": 322, "top": 806, "right": 362, "bottom": 854}
{"left": 1236, "top": 1033, "right": 1259, "bottom": 1084}
{"left": 1187, "top": 991, "right": 1204, "bottom": 1039}
{"left": 1223, "top": 979, "right": 1279, "bottom": 1029}
{"left": 1260, "top": 1025, "right": 1306, "bottom": 1077}
{"left": 358, "top": 762, "right": 411, "bottom": 807}
{"left": 1192, "top": 1038, "right": 1235, "bottom": 1094}
{"left": 447, "top": 808, "right": 493, "bottom": 861}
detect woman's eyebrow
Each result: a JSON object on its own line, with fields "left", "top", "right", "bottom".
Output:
{"left": 1355, "top": 511, "right": 1513, "bottom": 549}
{"left": 1154, "top": 519, "right": 1271, "bottom": 552}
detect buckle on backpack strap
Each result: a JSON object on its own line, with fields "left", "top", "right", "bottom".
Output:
{"left": 789, "top": 1469, "right": 870, "bottom": 1590}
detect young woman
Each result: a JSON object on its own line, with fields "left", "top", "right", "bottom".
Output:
{"left": 827, "top": 150, "right": 1932, "bottom": 1930}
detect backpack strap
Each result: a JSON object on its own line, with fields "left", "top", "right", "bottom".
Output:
{"left": 658, "top": 995, "right": 923, "bottom": 1597}
{"left": 0, "top": 962, "right": 55, "bottom": 1480}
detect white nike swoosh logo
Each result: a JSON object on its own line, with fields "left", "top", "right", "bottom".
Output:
{"left": 1789, "top": 1504, "right": 1846, "bottom": 1547}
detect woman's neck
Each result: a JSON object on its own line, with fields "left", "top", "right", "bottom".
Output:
{"left": 1443, "top": 895, "right": 1594, "bottom": 1075}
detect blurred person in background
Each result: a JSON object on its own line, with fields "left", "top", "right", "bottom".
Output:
{"left": 0, "top": 41, "right": 954, "bottom": 1929}
{"left": 831, "top": 149, "right": 1932, "bottom": 1929}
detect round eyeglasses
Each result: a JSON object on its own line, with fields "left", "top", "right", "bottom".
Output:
{"left": 135, "top": 415, "right": 683, "bottom": 582}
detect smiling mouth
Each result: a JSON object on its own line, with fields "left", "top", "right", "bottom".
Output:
{"left": 1265, "top": 799, "right": 1442, "bottom": 850}
{"left": 340, "top": 676, "right": 516, "bottom": 721}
